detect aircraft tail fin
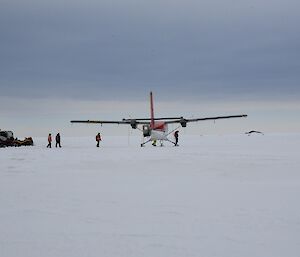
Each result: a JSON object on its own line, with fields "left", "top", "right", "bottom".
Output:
{"left": 150, "top": 91, "right": 155, "bottom": 128}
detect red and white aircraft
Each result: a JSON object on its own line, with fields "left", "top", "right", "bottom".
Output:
{"left": 71, "top": 92, "right": 247, "bottom": 146}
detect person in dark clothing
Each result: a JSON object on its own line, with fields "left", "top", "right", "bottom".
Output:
{"left": 55, "top": 133, "right": 61, "bottom": 148}
{"left": 174, "top": 130, "right": 179, "bottom": 146}
{"left": 47, "top": 133, "right": 52, "bottom": 148}
{"left": 96, "top": 133, "right": 101, "bottom": 147}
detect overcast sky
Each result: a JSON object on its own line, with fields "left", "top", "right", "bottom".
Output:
{"left": 1, "top": 0, "right": 299, "bottom": 136}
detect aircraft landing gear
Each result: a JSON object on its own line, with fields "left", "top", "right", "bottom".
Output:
{"left": 141, "top": 138, "right": 152, "bottom": 147}
{"left": 141, "top": 138, "right": 176, "bottom": 147}
{"left": 164, "top": 138, "right": 176, "bottom": 146}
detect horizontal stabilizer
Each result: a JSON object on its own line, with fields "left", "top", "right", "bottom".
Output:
{"left": 122, "top": 117, "right": 183, "bottom": 121}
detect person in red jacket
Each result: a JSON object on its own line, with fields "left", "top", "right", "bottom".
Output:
{"left": 47, "top": 133, "right": 52, "bottom": 148}
{"left": 96, "top": 133, "right": 102, "bottom": 147}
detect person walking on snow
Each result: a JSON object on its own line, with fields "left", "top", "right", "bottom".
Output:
{"left": 96, "top": 133, "right": 102, "bottom": 147}
{"left": 55, "top": 133, "right": 61, "bottom": 148}
{"left": 47, "top": 133, "right": 52, "bottom": 148}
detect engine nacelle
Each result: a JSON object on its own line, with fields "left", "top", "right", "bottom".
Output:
{"left": 130, "top": 120, "right": 137, "bottom": 129}
{"left": 180, "top": 118, "right": 187, "bottom": 127}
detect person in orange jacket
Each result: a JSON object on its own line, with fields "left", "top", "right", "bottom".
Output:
{"left": 47, "top": 133, "right": 52, "bottom": 148}
{"left": 96, "top": 133, "right": 102, "bottom": 147}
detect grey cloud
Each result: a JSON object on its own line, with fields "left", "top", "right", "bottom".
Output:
{"left": 0, "top": 0, "right": 300, "bottom": 102}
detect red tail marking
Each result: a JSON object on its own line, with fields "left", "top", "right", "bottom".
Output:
{"left": 150, "top": 91, "right": 155, "bottom": 128}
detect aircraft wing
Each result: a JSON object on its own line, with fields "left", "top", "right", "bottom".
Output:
{"left": 71, "top": 120, "right": 131, "bottom": 125}
{"left": 70, "top": 119, "right": 150, "bottom": 128}
{"left": 71, "top": 117, "right": 183, "bottom": 125}
{"left": 165, "top": 114, "right": 247, "bottom": 126}
{"left": 71, "top": 114, "right": 247, "bottom": 127}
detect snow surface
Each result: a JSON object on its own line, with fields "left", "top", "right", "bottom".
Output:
{"left": 0, "top": 134, "right": 300, "bottom": 257}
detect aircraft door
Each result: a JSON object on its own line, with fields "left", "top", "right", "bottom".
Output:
{"left": 143, "top": 125, "right": 151, "bottom": 137}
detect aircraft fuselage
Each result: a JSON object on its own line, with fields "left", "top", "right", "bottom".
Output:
{"left": 150, "top": 122, "right": 169, "bottom": 141}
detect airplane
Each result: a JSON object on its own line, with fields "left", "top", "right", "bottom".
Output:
{"left": 71, "top": 92, "right": 247, "bottom": 147}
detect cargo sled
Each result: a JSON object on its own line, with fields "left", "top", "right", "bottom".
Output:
{"left": 0, "top": 130, "right": 33, "bottom": 147}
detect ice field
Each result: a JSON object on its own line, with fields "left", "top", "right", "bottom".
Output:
{"left": 1, "top": 134, "right": 300, "bottom": 257}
